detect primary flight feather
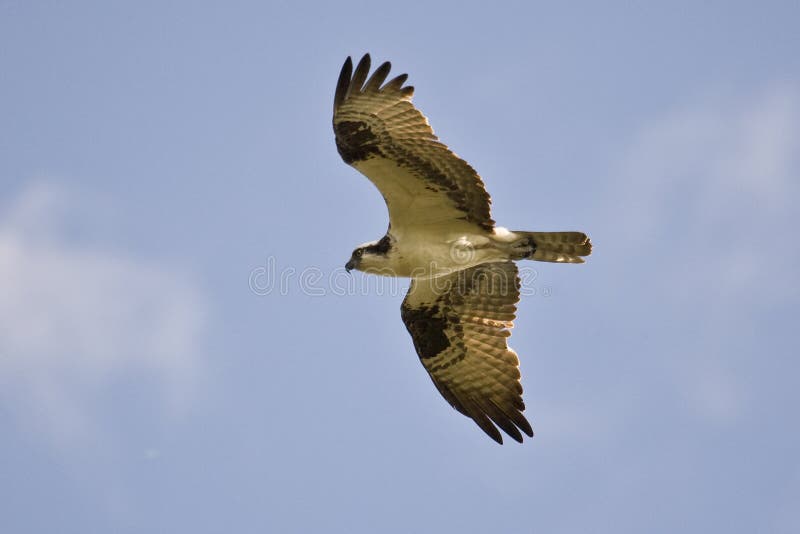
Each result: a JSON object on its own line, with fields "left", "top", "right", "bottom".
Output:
{"left": 333, "top": 54, "right": 591, "bottom": 444}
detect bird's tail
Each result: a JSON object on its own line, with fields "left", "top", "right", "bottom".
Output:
{"left": 512, "top": 231, "right": 592, "bottom": 263}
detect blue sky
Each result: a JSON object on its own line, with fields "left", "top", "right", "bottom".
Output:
{"left": 1, "top": 1, "right": 799, "bottom": 533}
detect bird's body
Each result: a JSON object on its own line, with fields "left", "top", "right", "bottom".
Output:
{"left": 333, "top": 54, "right": 591, "bottom": 444}
{"left": 353, "top": 226, "right": 528, "bottom": 279}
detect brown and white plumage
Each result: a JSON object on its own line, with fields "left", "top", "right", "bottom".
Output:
{"left": 334, "top": 54, "right": 592, "bottom": 444}
{"left": 402, "top": 261, "right": 532, "bottom": 443}
{"left": 334, "top": 54, "right": 494, "bottom": 235}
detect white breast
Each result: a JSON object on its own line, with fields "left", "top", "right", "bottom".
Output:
{"left": 391, "top": 231, "right": 511, "bottom": 279}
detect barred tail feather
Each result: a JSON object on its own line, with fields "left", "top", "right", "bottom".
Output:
{"left": 515, "top": 231, "right": 592, "bottom": 263}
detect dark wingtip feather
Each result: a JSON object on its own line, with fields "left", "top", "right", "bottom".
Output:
{"left": 335, "top": 55, "right": 412, "bottom": 112}
{"left": 463, "top": 397, "right": 504, "bottom": 444}
{"left": 333, "top": 56, "right": 353, "bottom": 112}
{"left": 480, "top": 419, "right": 504, "bottom": 445}
{"left": 482, "top": 399, "right": 524, "bottom": 443}
{"left": 383, "top": 73, "right": 408, "bottom": 92}
{"left": 492, "top": 413, "right": 524, "bottom": 443}
{"left": 507, "top": 404, "right": 534, "bottom": 438}
{"left": 364, "top": 61, "right": 392, "bottom": 92}
{"left": 519, "top": 417, "right": 534, "bottom": 438}
{"left": 350, "top": 53, "right": 371, "bottom": 93}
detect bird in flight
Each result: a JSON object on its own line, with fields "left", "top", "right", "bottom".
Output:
{"left": 333, "top": 54, "right": 591, "bottom": 444}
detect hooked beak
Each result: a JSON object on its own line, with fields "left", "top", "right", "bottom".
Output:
{"left": 345, "top": 259, "right": 356, "bottom": 272}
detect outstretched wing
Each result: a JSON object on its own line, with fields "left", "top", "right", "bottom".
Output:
{"left": 333, "top": 54, "right": 495, "bottom": 234}
{"left": 400, "top": 261, "right": 533, "bottom": 444}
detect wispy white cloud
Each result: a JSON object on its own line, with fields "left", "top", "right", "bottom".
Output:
{"left": 0, "top": 182, "right": 208, "bottom": 447}
{"left": 612, "top": 83, "right": 799, "bottom": 311}
{"left": 607, "top": 83, "right": 799, "bottom": 425}
{"left": 616, "top": 84, "right": 798, "bottom": 253}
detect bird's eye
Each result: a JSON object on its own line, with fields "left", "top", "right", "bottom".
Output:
{"left": 355, "top": 249, "right": 363, "bottom": 257}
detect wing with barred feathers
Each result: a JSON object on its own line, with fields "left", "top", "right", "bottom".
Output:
{"left": 333, "top": 54, "right": 495, "bottom": 234}
{"left": 400, "top": 261, "right": 533, "bottom": 444}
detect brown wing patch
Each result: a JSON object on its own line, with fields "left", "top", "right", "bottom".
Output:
{"left": 333, "top": 54, "right": 495, "bottom": 232}
{"left": 401, "top": 262, "right": 533, "bottom": 444}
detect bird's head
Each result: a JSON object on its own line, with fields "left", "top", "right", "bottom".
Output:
{"left": 345, "top": 237, "right": 393, "bottom": 274}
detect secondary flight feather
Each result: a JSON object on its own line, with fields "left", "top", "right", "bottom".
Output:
{"left": 333, "top": 54, "right": 591, "bottom": 444}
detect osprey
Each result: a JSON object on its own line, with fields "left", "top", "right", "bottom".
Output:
{"left": 334, "top": 54, "right": 591, "bottom": 444}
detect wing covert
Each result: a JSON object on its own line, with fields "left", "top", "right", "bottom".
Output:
{"left": 333, "top": 54, "right": 495, "bottom": 234}
{"left": 400, "top": 261, "right": 533, "bottom": 444}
